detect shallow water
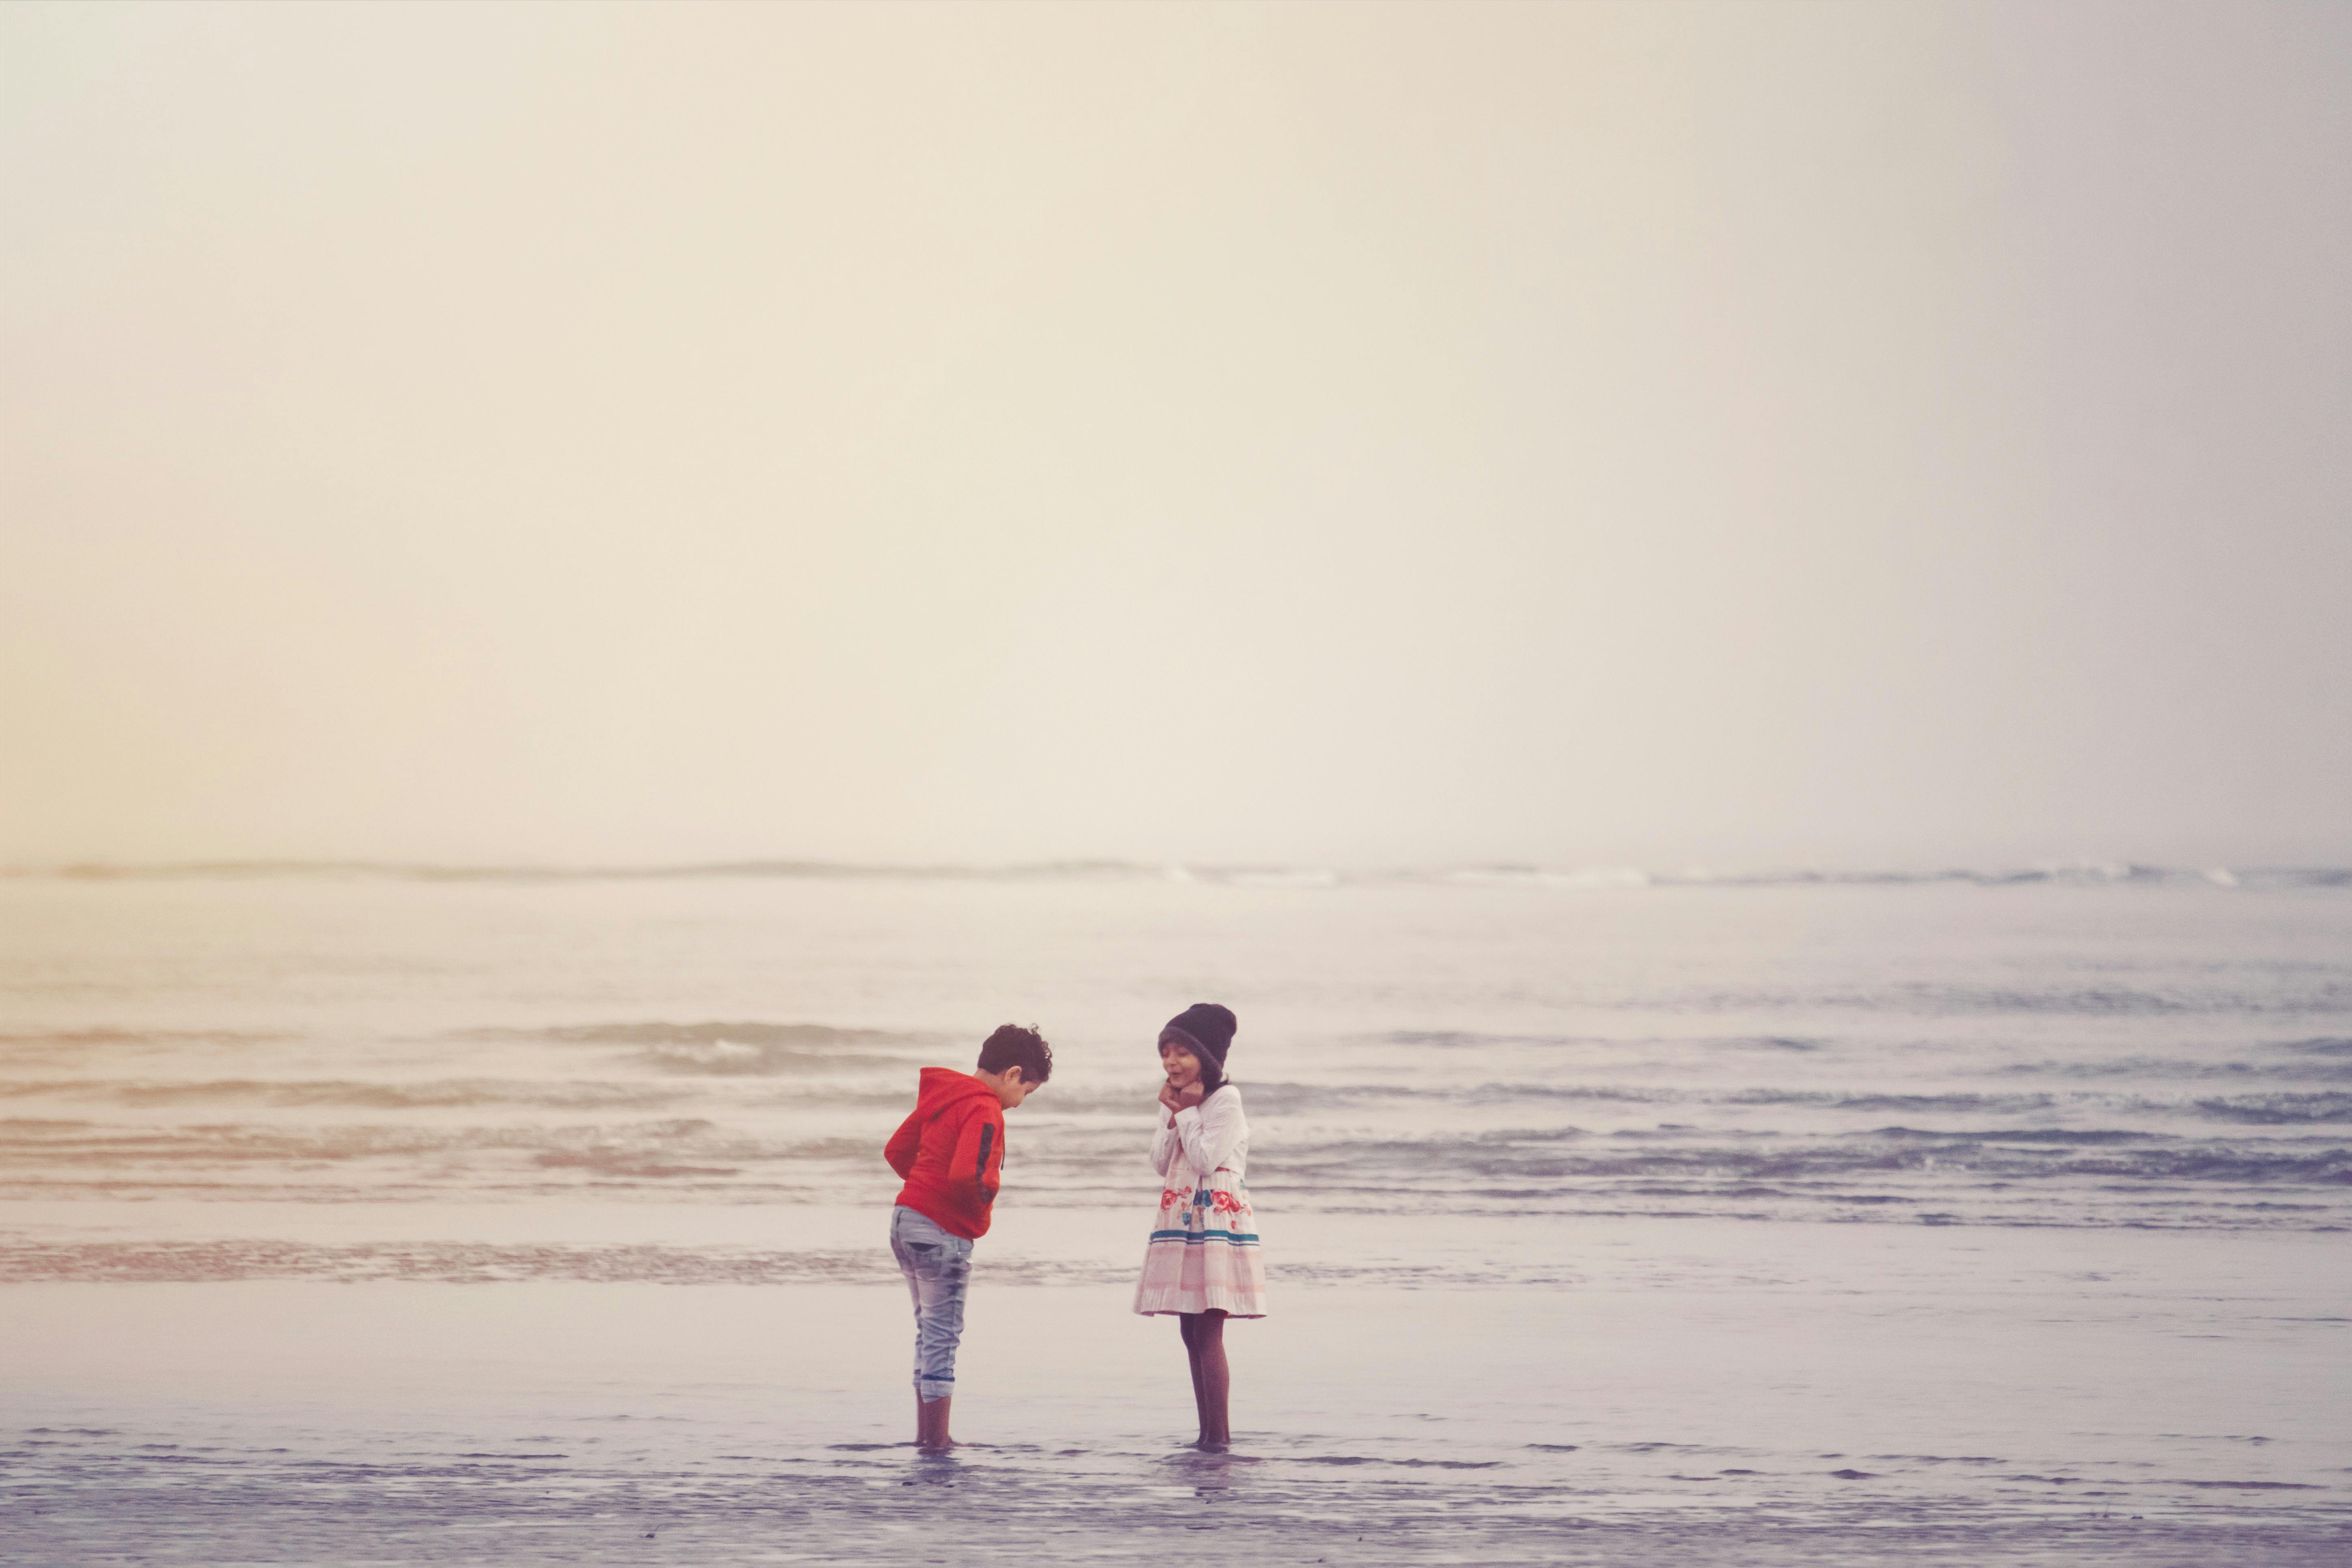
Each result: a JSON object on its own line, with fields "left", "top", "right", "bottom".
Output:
{"left": 2, "top": 867, "right": 2348, "bottom": 1560}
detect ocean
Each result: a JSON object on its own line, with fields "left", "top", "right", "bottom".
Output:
{"left": 3, "top": 863, "right": 2348, "bottom": 1562}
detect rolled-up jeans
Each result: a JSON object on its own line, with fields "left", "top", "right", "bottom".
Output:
{"left": 889, "top": 1205, "right": 973, "bottom": 1404}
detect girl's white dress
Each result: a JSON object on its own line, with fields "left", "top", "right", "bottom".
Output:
{"left": 1133, "top": 1083, "right": 1268, "bottom": 1318}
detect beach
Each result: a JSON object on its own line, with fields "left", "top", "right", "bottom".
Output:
{"left": 4, "top": 867, "right": 2349, "bottom": 1562}
{"left": 11, "top": 2, "right": 2351, "bottom": 1558}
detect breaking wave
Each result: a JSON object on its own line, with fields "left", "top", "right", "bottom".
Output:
{"left": 0, "top": 1079, "right": 699, "bottom": 1110}
{"left": 462, "top": 1021, "right": 926, "bottom": 1074}
{"left": 0, "top": 1240, "right": 1596, "bottom": 1288}
{"left": 11, "top": 859, "right": 2351, "bottom": 891}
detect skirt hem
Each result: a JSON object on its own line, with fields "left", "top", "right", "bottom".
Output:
{"left": 1133, "top": 1297, "right": 1267, "bottom": 1318}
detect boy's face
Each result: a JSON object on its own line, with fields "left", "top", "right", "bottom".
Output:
{"left": 1159, "top": 1037, "right": 1203, "bottom": 1089}
{"left": 989, "top": 1065, "right": 1041, "bottom": 1109}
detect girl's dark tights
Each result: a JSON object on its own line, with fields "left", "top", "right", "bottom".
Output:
{"left": 1177, "top": 1309, "right": 1230, "bottom": 1449}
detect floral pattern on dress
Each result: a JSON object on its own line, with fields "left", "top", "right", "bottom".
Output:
{"left": 1136, "top": 1090, "right": 1267, "bottom": 1318}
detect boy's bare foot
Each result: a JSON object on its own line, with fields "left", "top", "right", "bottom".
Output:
{"left": 914, "top": 1394, "right": 954, "bottom": 1451}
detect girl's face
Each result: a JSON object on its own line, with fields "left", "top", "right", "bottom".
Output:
{"left": 1159, "top": 1037, "right": 1202, "bottom": 1089}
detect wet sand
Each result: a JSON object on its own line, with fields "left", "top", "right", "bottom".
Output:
{"left": 6, "top": 1217, "right": 2346, "bottom": 1564}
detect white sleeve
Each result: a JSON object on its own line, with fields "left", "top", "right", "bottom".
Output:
{"left": 1150, "top": 1106, "right": 1180, "bottom": 1176}
{"left": 1169, "top": 1089, "right": 1244, "bottom": 1175}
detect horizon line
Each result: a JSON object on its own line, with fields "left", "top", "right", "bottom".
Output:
{"left": 4, "top": 857, "right": 2347, "bottom": 890}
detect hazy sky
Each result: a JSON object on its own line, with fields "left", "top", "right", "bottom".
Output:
{"left": 3, "top": 1, "right": 2347, "bottom": 869}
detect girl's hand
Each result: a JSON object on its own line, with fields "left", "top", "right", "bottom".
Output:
{"left": 1157, "top": 1079, "right": 1186, "bottom": 1114}
{"left": 1173, "top": 1080, "right": 1206, "bottom": 1110}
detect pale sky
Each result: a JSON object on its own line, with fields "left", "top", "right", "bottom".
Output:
{"left": 3, "top": 1, "right": 2347, "bottom": 870}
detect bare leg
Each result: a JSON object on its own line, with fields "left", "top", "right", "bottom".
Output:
{"left": 1181, "top": 1310, "right": 1230, "bottom": 1449}
{"left": 1178, "top": 1314, "right": 1206, "bottom": 1419}
{"left": 915, "top": 1393, "right": 953, "bottom": 1451}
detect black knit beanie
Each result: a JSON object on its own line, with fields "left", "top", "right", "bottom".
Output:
{"left": 1162, "top": 1003, "right": 1237, "bottom": 1072}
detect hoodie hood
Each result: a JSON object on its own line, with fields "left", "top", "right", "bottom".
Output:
{"left": 913, "top": 1066, "right": 997, "bottom": 1116}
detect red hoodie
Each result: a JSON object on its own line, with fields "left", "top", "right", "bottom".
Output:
{"left": 884, "top": 1068, "right": 1007, "bottom": 1240}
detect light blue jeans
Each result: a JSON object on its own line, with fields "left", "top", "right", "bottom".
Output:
{"left": 889, "top": 1205, "right": 972, "bottom": 1404}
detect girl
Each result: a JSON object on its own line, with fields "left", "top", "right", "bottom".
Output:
{"left": 1133, "top": 1002, "right": 1266, "bottom": 1450}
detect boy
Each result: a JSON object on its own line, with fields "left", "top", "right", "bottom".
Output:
{"left": 882, "top": 1023, "right": 1052, "bottom": 1450}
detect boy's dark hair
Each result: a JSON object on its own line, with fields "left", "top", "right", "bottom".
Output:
{"left": 977, "top": 1023, "right": 1053, "bottom": 1085}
